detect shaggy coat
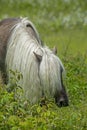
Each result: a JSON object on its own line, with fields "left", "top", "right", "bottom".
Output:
{"left": 0, "top": 17, "right": 69, "bottom": 107}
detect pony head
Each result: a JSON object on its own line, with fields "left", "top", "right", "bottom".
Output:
{"left": 33, "top": 47, "right": 69, "bottom": 107}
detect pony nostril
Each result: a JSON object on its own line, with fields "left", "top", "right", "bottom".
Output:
{"left": 59, "top": 101, "right": 64, "bottom": 107}
{"left": 58, "top": 99, "right": 69, "bottom": 107}
{"left": 58, "top": 100, "right": 65, "bottom": 107}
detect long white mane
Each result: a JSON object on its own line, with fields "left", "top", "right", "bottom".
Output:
{"left": 6, "top": 18, "right": 65, "bottom": 104}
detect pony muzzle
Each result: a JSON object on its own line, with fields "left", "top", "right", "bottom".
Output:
{"left": 55, "top": 92, "right": 69, "bottom": 107}
{"left": 58, "top": 97, "right": 69, "bottom": 107}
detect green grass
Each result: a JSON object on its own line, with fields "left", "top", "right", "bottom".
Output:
{"left": 42, "top": 29, "right": 87, "bottom": 55}
{"left": 0, "top": 0, "right": 87, "bottom": 130}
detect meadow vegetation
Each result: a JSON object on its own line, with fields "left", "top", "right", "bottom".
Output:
{"left": 0, "top": 0, "right": 87, "bottom": 130}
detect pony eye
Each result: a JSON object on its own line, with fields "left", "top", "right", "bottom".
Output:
{"left": 26, "top": 23, "right": 30, "bottom": 27}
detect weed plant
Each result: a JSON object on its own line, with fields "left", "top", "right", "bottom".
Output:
{"left": 0, "top": 52, "right": 87, "bottom": 130}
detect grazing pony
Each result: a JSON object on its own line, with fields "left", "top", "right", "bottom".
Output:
{"left": 0, "top": 17, "right": 69, "bottom": 107}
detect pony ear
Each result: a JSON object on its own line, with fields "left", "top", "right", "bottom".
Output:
{"left": 52, "top": 46, "right": 57, "bottom": 55}
{"left": 33, "top": 52, "right": 42, "bottom": 62}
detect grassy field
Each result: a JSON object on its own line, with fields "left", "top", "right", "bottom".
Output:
{"left": 43, "top": 29, "right": 87, "bottom": 55}
{"left": 0, "top": 0, "right": 87, "bottom": 55}
{"left": 0, "top": 0, "right": 87, "bottom": 130}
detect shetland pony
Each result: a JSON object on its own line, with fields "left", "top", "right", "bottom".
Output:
{"left": 0, "top": 17, "right": 69, "bottom": 107}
